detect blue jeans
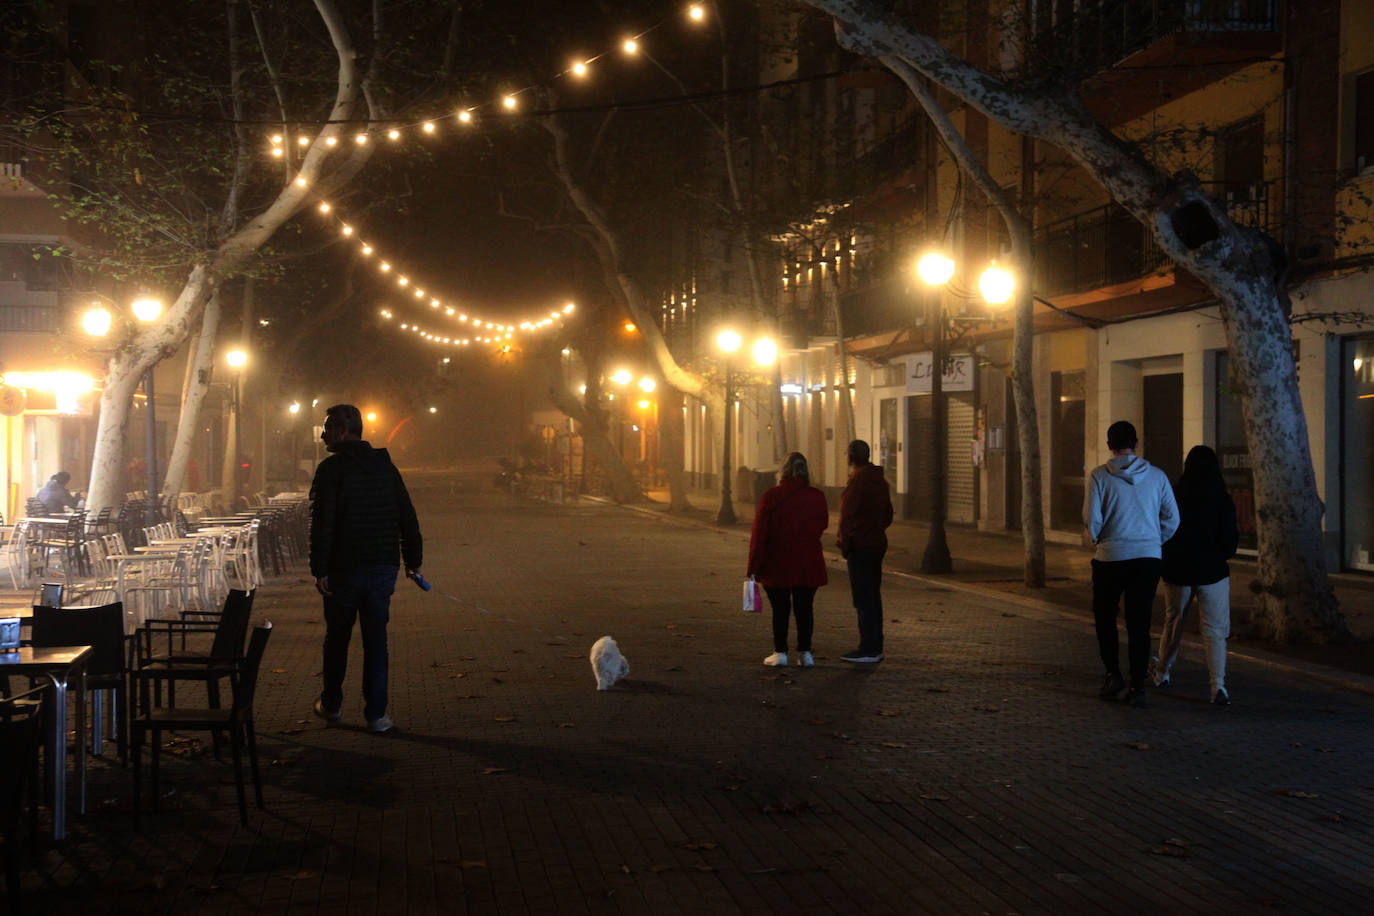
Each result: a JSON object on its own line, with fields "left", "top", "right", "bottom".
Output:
{"left": 846, "top": 550, "right": 885, "bottom": 654}
{"left": 321, "top": 565, "right": 397, "bottom": 721}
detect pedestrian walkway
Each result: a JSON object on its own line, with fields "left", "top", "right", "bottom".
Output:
{"left": 645, "top": 483, "right": 1374, "bottom": 682}
{"left": 8, "top": 469, "right": 1374, "bottom": 914}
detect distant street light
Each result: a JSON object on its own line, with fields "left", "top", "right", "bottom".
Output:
{"left": 82, "top": 304, "right": 112, "bottom": 337}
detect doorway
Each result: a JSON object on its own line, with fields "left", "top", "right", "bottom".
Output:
{"left": 1142, "top": 373, "right": 1183, "bottom": 483}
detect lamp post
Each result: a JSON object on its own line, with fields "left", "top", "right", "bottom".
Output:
{"left": 914, "top": 253, "right": 1014, "bottom": 574}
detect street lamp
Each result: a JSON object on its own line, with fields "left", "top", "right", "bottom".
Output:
{"left": 915, "top": 252, "right": 1015, "bottom": 574}
{"left": 714, "top": 328, "right": 777, "bottom": 525}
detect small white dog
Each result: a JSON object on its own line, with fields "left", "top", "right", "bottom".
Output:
{"left": 589, "top": 636, "right": 630, "bottom": 691}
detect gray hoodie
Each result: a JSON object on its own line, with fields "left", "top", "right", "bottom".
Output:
{"left": 1082, "top": 454, "right": 1180, "bottom": 562}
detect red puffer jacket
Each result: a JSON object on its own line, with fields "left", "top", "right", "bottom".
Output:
{"left": 746, "top": 476, "right": 830, "bottom": 588}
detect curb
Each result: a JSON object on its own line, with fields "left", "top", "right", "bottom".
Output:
{"left": 576, "top": 493, "right": 1374, "bottom": 698}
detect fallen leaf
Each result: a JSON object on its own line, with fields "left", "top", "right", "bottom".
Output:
{"left": 805, "top": 718, "right": 830, "bottom": 726}
{"left": 448, "top": 673, "right": 465, "bottom": 679}
{"left": 665, "top": 665, "right": 684, "bottom": 672}
{"left": 919, "top": 794, "right": 950, "bottom": 801}
{"left": 1324, "top": 813, "right": 1344, "bottom": 823}
{"left": 973, "top": 705, "right": 1001, "bottom": 713}
{"left": 876, "top": 709, "right": 901, "bottom": 717}
{"left": 691, "top": 864, "right": 716, "bottom": 873}
{"left": 619, "top": 864, "right": 632, "bottom": 875}
{"left": 926, "top": 687, "right": 951, "bottom": 694}
{"left": 493, "top": 716, "right": 516, "bottom": 722}
{"left": 1125, "top": 742, "right": 1152, "bottom": 751}
{"left": 512, "top": 649, "right": 526, "bottom": 654}
{"left": 559, "top": 722, "right": 575, "bottom": 728}
{"left": 278, "top": 727, "right": 305, "bottom": 735}
{"left": 880, "top": 742, "right": 908, "bottom": 749}
{"left": 1317, "top": 747, "right": 1334, "bottom": 753}
{"left": 1277, "top": 789, "right": 1320, "bottom": 798}
{"left": 456, "top": 694, "right": 486, "bottom": 699}
{"left": 491, "top": 677, "right": 504, "bottom": 684}
{"left": 1001, "top": 612, "right": 1017, "bottom": 618}
{"left": 481, "top": 767, "right": 508, "bottom": 776}
{"left": 429, "top": 661, "right": 453, "bottom": 668}
{"left": 279, "top": 871, "right": 316, "bottom": 880}
{"left": 1148, "top": 845, "right": 1192, "bottom": 858}
{"left": 682, "top": 841, "right": 717, "bottom": 851}
{"left": 270, "top": 668, "right": 288, "bottom": 674}
{"left": 306, "top": 618, "right": 319, "bottom": 624}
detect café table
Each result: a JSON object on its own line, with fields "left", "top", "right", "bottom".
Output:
{"left": 0, "top": 644, "right": 91, "bottom": 841}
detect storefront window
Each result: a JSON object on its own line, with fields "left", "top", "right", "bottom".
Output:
{"left": 1344, "top": 337, "right": 1374, "bottom": 572}
{"left": 1050, "top": 371, "right": 1086, "bottom": 530}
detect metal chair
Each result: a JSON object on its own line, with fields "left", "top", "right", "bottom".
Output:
{"left": 131, "top": 621, "right": 273, "bottom": 827}
{"left": 30, "top": 603, "right": 130, "bottom": 763}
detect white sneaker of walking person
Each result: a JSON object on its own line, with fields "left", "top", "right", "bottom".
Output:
{"left": 798, "top": 651, "right": 815, "bottom": 667}
{"left": 763, "top": 652, "right": 788, "bottom": 667}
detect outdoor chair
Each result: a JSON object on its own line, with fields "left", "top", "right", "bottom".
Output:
{"left": 31, "top": 602, "right": 131, "bottom": 762}
{"left": 131, "top": 621, "right": 273, "bottom": 828}
{"left": 0, "top": 686, "right": 44, "bottom": 915}
{"left": 135, "top": 588, "right": 255, "bottom": 753}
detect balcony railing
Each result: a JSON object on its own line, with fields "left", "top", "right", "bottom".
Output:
{"left": 0, "top": 304, "right": 62, "bottom": 332}
{"left": 1035, "top": 180, "right": 1277, "bottom": 297}
{"left": 1037, "top": 0, "right": 1278, "bottom": 74}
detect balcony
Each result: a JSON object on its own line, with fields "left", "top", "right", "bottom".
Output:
{"left": 1042, "top": 0, "right": 1282, "bottom": 124}
{"left": 837, "top": 277, "right": 913, "bottom": 339}
{"left": 1035, "top": 180, "right": 1278, "bottom": 297}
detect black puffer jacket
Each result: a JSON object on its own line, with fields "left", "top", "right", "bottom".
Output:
{"left": 309, "top": 440, "right": 422, "bottom": 577}
{"left": 1160, "top": 481, "right": 1238, "bottom": 587}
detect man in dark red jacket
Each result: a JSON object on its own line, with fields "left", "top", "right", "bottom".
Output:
{"left": 837, "top": 440, "right": 894, "bottom": 663}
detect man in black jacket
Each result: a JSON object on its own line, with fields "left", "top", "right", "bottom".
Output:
{"left": 310, "top": 404, "right": 423, "bottom": 733}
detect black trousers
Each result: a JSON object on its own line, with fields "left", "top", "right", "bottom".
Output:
{"left": 763, "top": 586, "right": 817, "bottom": 652}
{"left": 1091, "top": 557, "right": 1161, "bottom": 689}
{"left": 846, "top": 550, "right": 885, "bottom": 654}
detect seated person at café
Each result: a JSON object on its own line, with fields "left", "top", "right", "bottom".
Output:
{"left": 36, "top": 471, "right": 81, "bottom": 514}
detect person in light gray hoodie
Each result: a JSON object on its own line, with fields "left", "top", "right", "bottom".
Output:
{"left": 1083, "top": 420, "right": 1180, "bottom": 706}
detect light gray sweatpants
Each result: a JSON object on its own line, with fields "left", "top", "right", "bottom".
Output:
{"left": 1158, "top": 579, "right": 1230, "bottom": 695}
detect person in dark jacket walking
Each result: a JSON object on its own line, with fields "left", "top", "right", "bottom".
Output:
{"left": 1153, "top": 445, "right": 1239, "bottom": 705}
{"left": 309, "top": 404, "right": 423, "bottom": 733}
{"left": 837, "top": 440, "right": 893, "bottom": 663}
{"left": 747, "top": 452, "right": 829, "bottom": 667}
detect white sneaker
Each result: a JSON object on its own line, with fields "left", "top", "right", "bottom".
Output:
{"left": 366, "top": 714, "right": 394, "bottom": 734}
{"left": 763, "top": 652, "right": 788, "bottom": 667}
{"left": 1152, "top": 666, "right": 1171, "bottom": 688}
{"left": 798, "top": 651, "right": 815, "bottom": 667}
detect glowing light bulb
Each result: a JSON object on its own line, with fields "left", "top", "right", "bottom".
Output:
{"left": 503, "top": 95, "right": 517, "bottom": 110}
{"left": 271, "top": 147, "right": 284, "bottom": 158}
{"left": 131, "top": 297, "right": 163, "bottom": 322}
{"left": 916, "top": 251, "right": 956, "bottom": 287}
{"left": 398, "top": 276, "right": 409, "bottom": 286}
{"left": 380, "top": 262, "right": 391, "bottom": 272}
{"left": 564, "top": 303, "right": 575, "bottom": 312}
{"left": 298, "top": 136, "right": 310, "bottom": 147}
{"left": 226, "top": 349, "right": 248, "bottom": 369}
{"left": 366, "top": 412, "right": 377, "bottom": 422}
{"left": 458, "top": 109, "right": 473, "bottom": 123}
{"left": 752, "top": 337, "right": 778, "bottom": 366}
{"left": 82, "top": 305, "right": 112, "bottom": 337}
{"left": 354, "top": 133, "right": 368, "bottom": 144}
{"left": 422, "top": 121, "right": 435, "bottom": 133}
{"left": 979, "top": 263, "right": 1015, "bottom": 305}
{"left": 639, "top": 377, "right": 656, "bottom": 393}
{"left": 342, "top": 225, "right": 354, "bottom": 236}
{"left": 294, "top": 175, "right": 308, "bottom": 187}
{"left": 387, "top": 128, "right": 400, "bottom": 141}
{"left": 623, "top": 38, "right": 639, "bottom": 54}
{"left": 572, "top": 61, "right": 588, "bottom": 77}
{"left": 717, "top": 329, "right": 742, "bottom": 353}
{"left": 318, "top": 202, "right": 331, "bottom": 213}
{"left": 289, "top": 402, "right": 301, "bottom": 414}
{"left": 271, "top": 134, "right": 283, "bottom": 144}
{"left": 611, "top": 369, "right": 632, "bottom": 385}
{"left": 361, "top": 244, "right": 373, "bottom": 255}
{"left": 689, "top": 4, "right": 705, "bottom": 22}
{"left": 325, "top": 136, "right": 338, "bottom": 147}
{"left": 414, "top": 289, "right": 424, "bottom": 298}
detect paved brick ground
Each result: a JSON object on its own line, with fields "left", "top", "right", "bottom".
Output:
{"left": 9, "top": 469, "right": 1374, "bottom": 914}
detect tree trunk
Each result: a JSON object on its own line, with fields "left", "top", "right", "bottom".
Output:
{"left": 659, "top": 385, "right": 691, "bottom": 512}
{"left": 544, "top": 363, "right": 640, "bottom": 504}
{"left": 815, "top": 2, "right": 1340, "bottom": 637}
{"left": 83, "top": 0, "right": 373, "bottom": 515}
{"left": 162, "top": 290, "right": 223, "bottom": 508}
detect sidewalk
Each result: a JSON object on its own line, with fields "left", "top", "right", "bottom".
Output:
{"left": 643, "top": 484, "right": 1374, "bottom": 683}
{"left": 8, "top": 470, "right": 1374, "bottom": 914}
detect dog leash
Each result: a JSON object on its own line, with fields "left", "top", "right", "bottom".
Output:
{"left": 410, "top": 572, "right": 568, "bottom": 641}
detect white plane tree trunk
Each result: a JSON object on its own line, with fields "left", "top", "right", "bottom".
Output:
{"left": 807, "top": 0, "right": 1345, "bottom": 641}
{"left": 83, "top": 0, "right": 375, "bottom": 518}
{"left": 162, "top": 289, "right": 223, "bottom": 509}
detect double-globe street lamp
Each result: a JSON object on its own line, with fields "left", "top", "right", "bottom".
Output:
{"left": 83, "top": 296, "right": 165, "bottom": 523}
{"left": 914, "top": 252, "right": 1015, "bottom": 573}
{"left": 715, "top": 329, "right": 778, "bottom": 526}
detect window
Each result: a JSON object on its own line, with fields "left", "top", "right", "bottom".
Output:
{"left": 1356, "top": 70, "right": 1374, "bottom": 173}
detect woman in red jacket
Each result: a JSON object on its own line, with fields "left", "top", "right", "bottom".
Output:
{"left": 747, "top": 452, "right": 830, "bottom": 667}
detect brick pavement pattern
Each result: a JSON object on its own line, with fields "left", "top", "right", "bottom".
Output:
{"left": 13, "top": 470, "right": 1374, "bottom": 914}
